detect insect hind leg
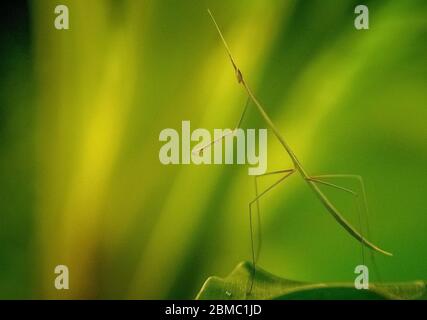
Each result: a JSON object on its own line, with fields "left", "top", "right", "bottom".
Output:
{"left": 308, "top": 174, "right": 384, "bottom": 282}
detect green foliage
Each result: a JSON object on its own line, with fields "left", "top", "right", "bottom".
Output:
{"left": 1, "top": 0, "right": 426, "bottom": 298}
{"left": 196, "top": 262, "right": 427, "bottom": 300}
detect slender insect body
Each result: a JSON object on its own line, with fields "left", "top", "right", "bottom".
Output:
{"left": 206, "top": 8, "right": 392, "bottom": 293}
{"left": 246, "top": 79, "right": 391, "bottom": 256}
{"left": 307, "top": 181, "right": 391, "bottom": 256}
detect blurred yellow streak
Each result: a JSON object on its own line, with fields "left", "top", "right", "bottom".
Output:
{"left": 128, "top": 1, "right": 290, "bottom": 299}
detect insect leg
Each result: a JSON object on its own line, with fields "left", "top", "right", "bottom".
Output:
{"left": 193, "top": 96, "right": 250, "bottom": 156}
{"left": 308, "top": 174, "right": 383, "bottom": 281}
{"left": 248, "top": 168, "right": 295, "bottom": 295}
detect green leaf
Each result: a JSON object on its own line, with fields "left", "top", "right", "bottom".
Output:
{"left": 196, "top": 261, "right": 427, "bottom": 300}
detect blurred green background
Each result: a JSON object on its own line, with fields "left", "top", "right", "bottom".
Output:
{"left": 0, "top": 0, "right": 426, "bottom": 299}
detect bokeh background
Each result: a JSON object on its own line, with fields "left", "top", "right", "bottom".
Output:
{"left": 0, "top": 0, "right": 426, "bottom": 299}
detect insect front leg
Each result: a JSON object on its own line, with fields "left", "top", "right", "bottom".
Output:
{"left": 247, "top": 168, "right": 295, "bottom": 295}
{"left": 192, "top": 97, "right": 250, "bottom": 156}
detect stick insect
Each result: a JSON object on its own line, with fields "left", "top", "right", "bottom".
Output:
{"left": 203, "top": 9, "right": 392, "bottom": 294}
